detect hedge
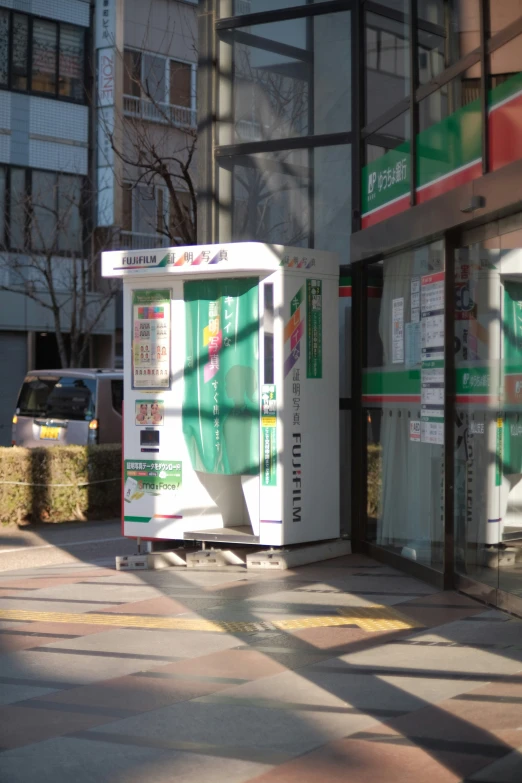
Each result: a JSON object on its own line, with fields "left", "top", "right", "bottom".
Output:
{"left": 367, "top": 443, "right": 382, "bottom": 519}
{"left": 0, "top": 444, "right": 121, "bottom": 525}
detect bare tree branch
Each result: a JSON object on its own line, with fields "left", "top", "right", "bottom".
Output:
{"left": 0, "top": 181, "right": 119, "bottom": 368}
{"left": 95, "top": 15, "right": 198, "bottom": 247}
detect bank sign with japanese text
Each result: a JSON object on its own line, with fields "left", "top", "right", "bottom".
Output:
{"left": 362, "top": 72, "right": 522, "bottom": 229}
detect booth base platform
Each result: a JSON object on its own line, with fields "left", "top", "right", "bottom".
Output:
{"left": 115, "top": 538, "right": 351, "bottom": 572}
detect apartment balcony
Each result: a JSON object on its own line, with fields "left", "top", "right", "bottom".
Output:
{"left": 119, "top": 231, "right": 171, "bottom": 251}
{"left": 123, "top": 96, "right": 196, "bottom": 129}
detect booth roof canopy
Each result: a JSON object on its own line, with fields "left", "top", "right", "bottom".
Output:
{"left": 101, "top": 242, "right": 339, "bottom": 279}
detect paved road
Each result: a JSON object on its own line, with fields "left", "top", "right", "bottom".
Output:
{"left": 0, "top": 519, "right": 136, "bottom": 571}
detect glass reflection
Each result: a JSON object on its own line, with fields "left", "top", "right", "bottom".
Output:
{"left": 455, "top": 221, "right": 522, "bottom": 598}
{"left": 364, "top": 242, "right": 445, "bottom": 570}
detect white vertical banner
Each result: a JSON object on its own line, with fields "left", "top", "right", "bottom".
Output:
{"left": 95, "top": 0, "right": 121, "bottom": 227}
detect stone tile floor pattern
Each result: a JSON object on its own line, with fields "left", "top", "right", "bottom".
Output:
{"left": 0, "top": 554, "right": 521, "bottom": 781}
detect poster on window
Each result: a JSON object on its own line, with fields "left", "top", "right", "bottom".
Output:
{"left": 392, "top": 297, "right": 404, "bottom": 364}
{"left": 420, "top": 271, "right": 444, "bottom": 445}
{"left": 132, "top": 289, "right": 171, "bottom": 389}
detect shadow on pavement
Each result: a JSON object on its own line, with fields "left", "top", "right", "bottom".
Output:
{"left": 0, "top": 548, "right": 521, "bottom": 782}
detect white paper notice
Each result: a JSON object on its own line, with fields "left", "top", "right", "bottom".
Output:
{"left": 410, "top": 420, "right": 421, "bottom": 442}
{"left": 420, "top": 271, "right": 444, "bottom": 444}
{"left": 421, "top": 366, "right": 444, "bottom": 406}
{"left": 392, "top": 297, "right": 404, "bottom": 364}
{"left": 132, "top": 289, "right": 171, "bottom": 389}
{"left": 421, "top": 273, "right": 444, "bottom": 312}
{"left": 411, "top": 278, "right": 420, "bottom": 323}
{"left": 421, "top": 421, "right": 444, "bottom": 445}
{"left": 421, "top": 272, "right": 444, "bottom": 362}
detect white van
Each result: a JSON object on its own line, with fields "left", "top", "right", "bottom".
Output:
{"left": 12, "top": 369, "right": 123, "bottom": 448}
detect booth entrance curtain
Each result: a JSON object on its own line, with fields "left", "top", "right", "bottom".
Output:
{"left": 183, "top": 278, "right": 259, "bottom": 476}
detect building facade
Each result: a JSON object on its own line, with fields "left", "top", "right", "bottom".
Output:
{"left": 198, "top": 0, "right": 522, "bottom": 614}
{"left": 0, "top": 0, "right": 197, "bottom": 445}
{"left": 94, "top": 0, "right": 198, "bottom": 365}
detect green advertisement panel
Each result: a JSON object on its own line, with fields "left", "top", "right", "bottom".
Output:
{"left": 502, "top": 283, "right": 522, "bottom": 479}
{"left": 183, "top": 278, "right": 259, "bottom": 475}
{"left": 261, "top": 384, "right": 277, "bottom": 486}
{"left": 306, "top": 279, "right": 322, "bottom": 379}
{"left": 504, "top": 281, "right": 522, "bottom": 364}
{"left": 124, "top": 460, "right": 182, "bottom": 503}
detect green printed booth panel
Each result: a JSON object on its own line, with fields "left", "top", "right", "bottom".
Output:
{"left": 183, "top": 278, "right": 260, "bottom": 475}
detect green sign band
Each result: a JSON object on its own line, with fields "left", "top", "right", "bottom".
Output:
{"left": 261, "top": 384, "right": 277, "bottom": 486}
{"left": 362, "top": 71, "right": 522, "bottom": 227}
{"left": 306, "top": 279, "right": 322, "bottom": 379}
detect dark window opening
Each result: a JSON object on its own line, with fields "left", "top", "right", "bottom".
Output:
{"left": 4, "top": 11, "right": 85, "bottom": 102}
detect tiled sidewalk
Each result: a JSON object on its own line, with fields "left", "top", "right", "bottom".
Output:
{"left": 0, "top": 554, "right": 521, "bottom": 782}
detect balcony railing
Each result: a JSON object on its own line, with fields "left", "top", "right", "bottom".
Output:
{"left": 235, "top": 119, "right": 263, "bottom": 142}
{"left": 123, "top": 96, "right": 196, "bottom": 128}
{"left": 119, "top": 231, "right": 171, "bottom": 251}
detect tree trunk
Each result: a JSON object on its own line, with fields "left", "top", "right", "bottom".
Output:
{"left": 52, "top": 309, "right": 69, "bottom": 368}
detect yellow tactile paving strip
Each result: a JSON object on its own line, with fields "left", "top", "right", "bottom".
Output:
{"left": 0, "top": 604, "right": 423, "bottom": 634}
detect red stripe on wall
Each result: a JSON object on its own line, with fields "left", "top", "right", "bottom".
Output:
{"left": 489, "top": 91, "right": 522, "bottom": 172}
{"left": 416, "top": 161, "right": 482, "bottom": 204}
{"left": 361, "top": 195, "right": 410, "bottom": 229}
{"left": 362, "top": 395, "right": 421, "bottom": 404}
{"left": 339, "top": 286, "right": 352, "bottom": 297}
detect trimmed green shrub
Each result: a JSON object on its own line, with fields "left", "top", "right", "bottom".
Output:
{"left": 367, "top": 443, "right": 382, "bottom": 519}
{"left": 0, "top": 445, "right": 121, "bottom": 525}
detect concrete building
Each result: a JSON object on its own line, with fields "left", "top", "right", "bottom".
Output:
{"left": 0, "top": 0, "right": 197, "bottom": 445}
{"left": 197, "top": 1, "right": 522, "bottom": 616}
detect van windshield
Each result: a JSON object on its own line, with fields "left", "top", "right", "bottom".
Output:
{"left": 17, "top": 376, "right": 97, "bottom": 421}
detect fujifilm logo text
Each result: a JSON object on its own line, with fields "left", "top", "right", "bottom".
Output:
{"left": 292, "top": 433, "right": 302, "bottom": 523}
{"left": 122, "top": 255, "right": 157, "bottom": 266}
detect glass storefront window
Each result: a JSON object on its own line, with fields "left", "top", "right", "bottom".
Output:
{"left": 417, "top": 75, "right": 481, "bottom": 204}
{"left": 222, "top": 12, "right": 351, "bottom": 143}
{"left": 221, "top": 1, "right": 332, "bottom": 17}
{"left": 362, "top": 111, "right": 410, "bottom": 229}
{"left": 364, "top": 241, "right": 445, "bottom": 570}
{"left": 365, "top": 8, "right": 409, "bottom": 125}
{"left": 340, "top": 409, "right": 352, "bottom": 540}
{"left": 224, "top": 144, "right": 351, "bottom": 262}
{"left": 454, "top": 217, "right": 522, "bottom": 599}
{"left": 418, "top": 0, "right": 445, "bottom": 25}
{"left": 488, "top": 34, "right": 522, "bottom": 174}
{"left": 418, "top": 2, "right": 481, "bottom": 85}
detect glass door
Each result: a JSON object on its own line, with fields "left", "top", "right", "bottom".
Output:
{"left": 362, "top": 241, "right": 445, "bottom": 572}
{"left": 454, "top": 216, "right": 522, "bottom": 604}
